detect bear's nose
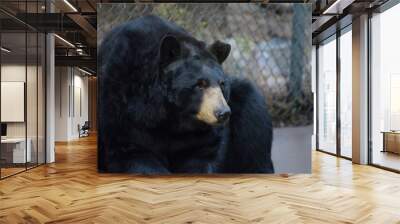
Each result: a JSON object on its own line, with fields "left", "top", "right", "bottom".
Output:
{"left": 215, "top": 109, "right": 231, "bottom": 123}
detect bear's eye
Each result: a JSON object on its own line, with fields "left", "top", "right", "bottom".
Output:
{"left": 196, "top": 79, "right": 209, "bottom": 89}
{"left": 219, "top": 80, "right": 225, "bottom": 88}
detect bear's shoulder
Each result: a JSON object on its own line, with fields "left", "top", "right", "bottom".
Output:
{"left": 230, "top": 78, "right": 264, "bottom": 105}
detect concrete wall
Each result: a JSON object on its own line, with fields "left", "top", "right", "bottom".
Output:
{"left": 272, "top": 125, "right": 313, "bottom": 173}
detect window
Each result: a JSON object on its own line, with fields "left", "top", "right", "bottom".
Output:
{"left": 340, "top": 28, "right": 352, "bottom": 158}
{"left": 370, "top": 3, "right": 400, "bottom": 171}
{"left": 318, "top": 36, "right": 337, "bottom": 154}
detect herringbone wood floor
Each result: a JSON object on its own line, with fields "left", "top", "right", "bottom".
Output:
{"left": 1, "top": 135, "right": 400, "bottom": 224}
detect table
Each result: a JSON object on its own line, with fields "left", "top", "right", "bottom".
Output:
{"left": 1, "top": 138, "right": 31, "bottom": 163}
{"left": 381, "top": 131, "right": 400, "bottom": 154}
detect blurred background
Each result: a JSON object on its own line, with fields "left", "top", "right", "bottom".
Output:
{"left": 98, "top": 3, "right": 312, "bottom": 173}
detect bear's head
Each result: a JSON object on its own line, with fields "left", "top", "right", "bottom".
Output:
{"left": 159, "top": 35, "right": 232, "bottom": 129}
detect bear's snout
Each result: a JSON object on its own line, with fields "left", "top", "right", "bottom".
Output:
{"left": 215, "top": 107, "right": 231, "bottom": 124}
{"left": 195, "top": 86, "right": 230, "bottom": 125}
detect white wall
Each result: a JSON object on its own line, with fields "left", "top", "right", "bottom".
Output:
{"left": 55, "top": 67, "right": 89, "bottom": 141}
{"left": 1, "top": 65, "right": 39, "bottom": 138}
{"left": 72, "top": 73, "right": 89, "bottom": 138}
{"left": 55, "top": 67, "right": 69, "bottom": 141}
{"left": 1, "top": 66, "right": 26, "bottom": 139}
{"left": 1, "top": 63, "right": 46, "bottom": 164}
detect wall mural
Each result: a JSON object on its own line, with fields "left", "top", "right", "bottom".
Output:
{"left": 97, "top": 3, "right": 312, "bottom": 174}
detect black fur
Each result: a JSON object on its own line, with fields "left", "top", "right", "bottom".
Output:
{"left": 98, "top": 15, "right": 274, "bottom": 174}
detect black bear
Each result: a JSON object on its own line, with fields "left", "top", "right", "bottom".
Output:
{"left": 98, "top": 15, "right": 274, "bottom": 174}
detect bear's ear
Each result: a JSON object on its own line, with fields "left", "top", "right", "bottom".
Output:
{"left": 208, "top": 40, "right": 231, "bottom": 64}
{"left": 159, "top": 35, "right": 181, "bottom": 68}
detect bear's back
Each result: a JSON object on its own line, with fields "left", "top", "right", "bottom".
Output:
{"left": 99, "top": 15, "right": 191, "bottom": 84}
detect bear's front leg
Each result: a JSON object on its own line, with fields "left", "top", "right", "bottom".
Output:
{"left": 126, "top": 157, "right": 170, "bottom": 174}
{"left": 171, "top": 158, "right": 216, "bottom": 173}
{"left": 168, "top": 148, "right": 219, "bottom": 173}
{"left": 108, "top": 151, "right": 170, "bottom": 174}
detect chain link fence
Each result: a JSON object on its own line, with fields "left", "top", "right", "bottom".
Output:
{"left": 98, "top": 3, "right": 312, "bottom": 127}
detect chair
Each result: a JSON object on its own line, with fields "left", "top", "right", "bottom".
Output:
{"left": 78, "top": 121, "right": 90, "bottom": 138}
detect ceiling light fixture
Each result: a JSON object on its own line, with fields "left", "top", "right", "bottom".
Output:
{"left": 78, "top": 67, "right": 92, "bottom": 76}
{"left": 76, "top": 48, "right": 86, "bottom": 56}
{"left": 322, "top": 0, "right": 343, "bottom": 14}
{"left": 322, "top": 0, "right": 355, "bottom": 15}
{"left": 63, "top": 0, "right": 78, "bottom": 12}
{"left": 1, "top": 47, "right": 11, "bottom": 53}
{"left": 54, "top": 34, "right": 75, "bottom": 48}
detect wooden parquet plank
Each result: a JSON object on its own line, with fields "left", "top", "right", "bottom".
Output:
{"left": 0, "top": 135, "right": 400, "bottom": 223}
